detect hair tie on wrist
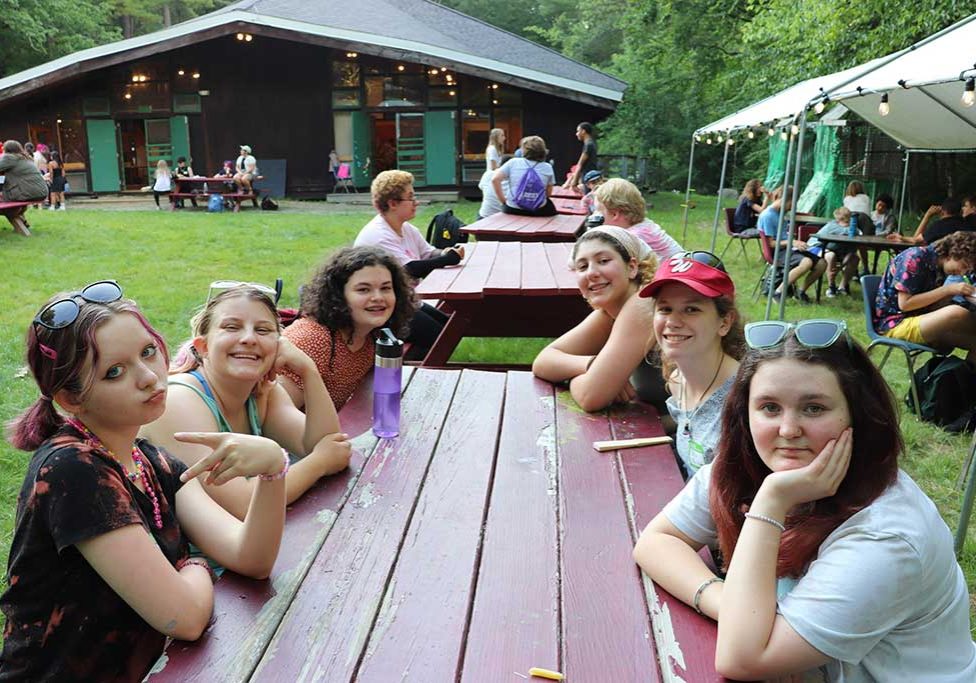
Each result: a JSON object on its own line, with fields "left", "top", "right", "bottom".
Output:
{"left": 259, "top": 448, "right": 290, "bottom": 481}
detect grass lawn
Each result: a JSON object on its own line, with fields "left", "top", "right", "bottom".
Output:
{"left": 1, "top": 192, "right": 974, "bottom": 633}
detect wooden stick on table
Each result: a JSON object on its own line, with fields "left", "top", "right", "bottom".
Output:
{"left": 592, "top": 436, "right": 673, "bottom": 452}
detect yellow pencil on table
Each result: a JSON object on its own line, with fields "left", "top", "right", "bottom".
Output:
{"left": 529, "top": 667, "right": 564, "bottom": 680}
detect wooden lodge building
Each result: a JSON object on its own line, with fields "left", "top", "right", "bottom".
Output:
{"left": 0, "top": 0, "right": 626, "bottom": 197}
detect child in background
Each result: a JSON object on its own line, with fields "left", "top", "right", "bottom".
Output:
{"left": 803, "top": 207, "right": 860, "bottom": 297}
{"left": 47, "top": 149, "right": 66, "bottom": 211}
{"left": 174, "top": 156, "right": 194, "bottom": 207}
{"left": 152, "top": 160, "right": 173, "bottom": 210}
{"left": 872, "top": 193, "right": 898, "bottom": 236}
{"left": 732, "top": 179, "right": 768, "bottom": 236}
{"left": 581, "top": 170, "right": 605, "bottom": 215}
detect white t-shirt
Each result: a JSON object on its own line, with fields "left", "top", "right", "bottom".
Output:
{"left": 354, "top": 214, "right": 438, "bottom": 266}
{"left": 153, "top": 171, "right": 172, "bottom": 192}
{"left": 497, "top": 158, "right": 554, "bottom": 210}
{"left": 485, "top": 145, "right": 502, "bottom": 171}
{"left": 664, "top": 465, "right": 976, "bottom": 682}
{"left": 478, "top": 171, "right": 507, "bottom": 218}
{"left": 843, "top": 194, "right": 872, "bottom": 215}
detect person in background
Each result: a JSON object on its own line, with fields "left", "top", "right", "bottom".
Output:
{"left": 874, "top": 231, "right": 976, "bottom": 366}
{"left": 1, "top": 284, "right": 286, "bottom": 681}
{"left": 580, "top": 169, "right": 605, "bottom": 215}
{"left": 732, "top": 179, "right": 768, "bottom": 236}
{"left": 151, "top": 159, "right": 173, "bottom": 211}
{"left": 142, "top": 284, "right": 351, "bottom": 521}
{"left": 634, "top": 319, "right": 976, "bottom": 681}
{"left": 641, "top": 252, "right": 744, "bottom": 478}
{"left": 842, "top": 180, "right": 872, "bottom": 233}
{"left": 46, "top": 149, "right": 67, "bottom": 211}
{"left": 889, "top": 197, "right": 974, "bottom": 246}
{"left": 234, "top": 145, "right": 258, "bottom": 194}
{"left": 594, "top": 178, "right": 684, "bottom": 261}
{"left": 354, "top": 170, "right": 461, "bottom": 358}
{"left": 963, "top": 195, "right": 976, "bottom": 229}
{"left": 871, "top": 193, "right": 897, "bottom": 236}
{"left": 758, "top": 187, "right": 825, "bottom": 304}
{"left": 478, "top": 154, "right": 512, "bottom": 219}
{"left": 328, "top": 149, "right": 340, "bottom": 186}
{"left": 563, "top": 122, "right": 598, "bottom": 192}
{"left": 173, "top": 156, "right": 194, "bottom": 208}
{"left": 485, "top": 128, "right": 505, "bottom": 172}
{"left": 279, "top": 247, "right": 416, "bottom": 410}
{"left": 0, "top": 140, "right": 49, "bottom": 230}
{"left": 803, "top": 207, "right": 859, "bottom": 298}
{"left": 532, "top": 227, "right": 665, "bottom": 414}
{"left": 492, "top": 135, "right": 557, "bottom": 217}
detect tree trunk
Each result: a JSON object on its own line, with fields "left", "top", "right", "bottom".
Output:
{"left": 162, "top": 4, "right": 172, "bottom": 28}
{"left": 121, "top": 14, "right": 134, "bottom": 39}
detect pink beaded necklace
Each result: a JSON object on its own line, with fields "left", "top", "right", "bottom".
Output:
{"left": 67, "top": 418, "right": 163, "bottom": 530}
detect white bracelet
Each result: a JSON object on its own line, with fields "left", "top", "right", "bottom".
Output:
{"left": 259, "top": 448, "right": 290, "bottom": 481}
{"left": 692, "top": 576, "right": 724, "bottom": 615}
{"left": 744, "top": 511, "right": 786, "bottom": 532}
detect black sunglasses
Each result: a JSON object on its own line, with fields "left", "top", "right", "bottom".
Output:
{"left": 33, "top": 280, "right": 123, "bottom": 330}
{"left": 745, "top": 319, "right": 849, "bottom": 350}
{"left": 681, "top": 250, "right": 727, "bottom": 273}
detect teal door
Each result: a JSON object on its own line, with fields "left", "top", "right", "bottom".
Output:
{"left": 170, "top": 115, "right": 191, "bottom": 165}
{"left": 397, "top": 113, "right": 426, "bottom": 187}
{"left": 424, "top": 110, "right": 457, "bottom": 186}
{"left": 352, "top": 111, "right": 371, "bottom": 187}
{"left": 86, "top": 119, "right": 121, "bottom": 192}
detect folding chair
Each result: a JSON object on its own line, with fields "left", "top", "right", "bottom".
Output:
{"left": 719, "top": 207, "right": 760, "bottom": 260}
{"left": 335, "top": 163, "right": 356, "bottom": 193}
{"left": 751, "top": 234, "right": 776, "bottom": 301}
{"left": 954, "top": 429, "right": 976, "bottom": 556}
{"left": 860, "top": 275, "right": 945, "bottom": 417}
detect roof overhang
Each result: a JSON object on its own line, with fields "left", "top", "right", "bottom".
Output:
{"left": 0, "top": 10, "right": 624, "bottom": 110}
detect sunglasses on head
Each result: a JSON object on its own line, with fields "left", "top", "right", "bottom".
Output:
{"left": 208, "top": 278, "right": 283, "bottom": 305}
{"left": 33, "top": 280, "right": 123, "bottom": 330}
{"left": 680, "top": 250, "right": 727, "bottom": 273}
{"left": 744, "top": 319, "right": 849, "bottom": 350}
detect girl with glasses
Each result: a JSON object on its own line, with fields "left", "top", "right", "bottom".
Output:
{"left": 2, "top": 286, "right": 287, "bottom": 681}
{"left": 593, "top": 178, "right": 685, "bottom": 261}
{"left": 142, "top": 285, "right": 351, "bottom": 521}
{"left": 634, "top": 321, "right": 975, "bottom": 681}
{"left": 533, "top": 227, "right": 666, "bottom": 413}
{"left": 640, "top": 253, "right": 744, "bottom": 477}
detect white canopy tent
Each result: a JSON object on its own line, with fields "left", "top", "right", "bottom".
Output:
{"left": 680, "top": 12, "right": 976, "bottom": 321}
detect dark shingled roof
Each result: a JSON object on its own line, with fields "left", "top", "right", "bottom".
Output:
{"left": 210, "top": 0, "right": 626, "bottom": 97}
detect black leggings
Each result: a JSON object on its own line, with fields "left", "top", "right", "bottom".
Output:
{"left": 153, "top": 190, "right": 169, "bottom": 207}
{"left": 405, "top": 303, "right": 449, "bottom": 360}
{"left": 502, "top": 198, "right": 558, "bottom": 217}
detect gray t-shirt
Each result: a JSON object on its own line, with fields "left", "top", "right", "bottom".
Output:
{"left": 664, "top": 465, "right": 976, "bottom": 682}
{"left": 497, "top": 158, "right": 554, "bottom": 210}
{"left": 665, "top": 376, "right": 733, "bottom": 476}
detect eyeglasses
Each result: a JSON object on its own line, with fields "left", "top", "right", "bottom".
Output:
{"left": 745, "top": 319, "right": 849, "bottom": 350}
{"left": 208, "top": 278, "right": 283, "bottom": 305}
{"left": 395, "top": 194, "right": 419, "bottom": 203}
{"left": 33, "top": 280, "right": 123, "bottom": 330}
{"left": 680, "top": 250, "right": 727, "bottom": 273}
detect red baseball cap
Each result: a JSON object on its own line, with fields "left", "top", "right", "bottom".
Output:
{"left": 639, "top": 254, "right": 735, "bottom": 299}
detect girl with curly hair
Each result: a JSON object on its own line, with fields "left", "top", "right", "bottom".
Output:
{"left": 533, "top": 227, "right": 664, "bottom": 412}
{"left": 634, "top": 321, "right": 975, "bottom": 680}
{"left": 142, "top": 284, "right": 350, "bottom": 520}
{"left": 279, "top": 246, "right": 416, "bottom": 409}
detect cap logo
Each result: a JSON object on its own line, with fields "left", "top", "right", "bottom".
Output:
{"left": 669, "top": 258, "right": 694, "bottom": 273}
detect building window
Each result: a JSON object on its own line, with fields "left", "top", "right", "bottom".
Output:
{"left": 461, "top": 108, "right": 490, "bottom": 183}
{"left": 173, "top": 93, "right": 201, "bottom": 113}
{"left": 332, "top": 60, "right": 361, "bottom": 88}
{"left": 333, "top": 89, "right": 361, "bottom": 109}
{"left": 365, "top": 75, "right": 424, "bottom": 108}
{"left": 428, "top": 86, "right": 458, "bottom": 107}
{"left": 492, "top": 108, "right": 523, "bottom": 151}
{"left": 83, "top": 97, "right": 111, "bottom": 116}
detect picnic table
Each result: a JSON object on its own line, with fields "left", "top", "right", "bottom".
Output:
{"left": 551, "top": 186, "right": 583, "bottom": 199}
{"left": 553, "top": 197, "right": 588, "bottom": 215}
{"left": 0, "top": 201, "right": 33, "bottom": 236}
{"left": 815, "top": 233, "right": 914, "bottom": 273}
{"left": 168, "top": 176, "right": 262, "bottom": 212}
{"left": 149, "top": 367, "right": 726, "bottom": 683}
{"left": 461, "top": 212, "right": 584, "bottom": 242}
{"left": 414, "top": 240, "right": 591, "bottom": 365}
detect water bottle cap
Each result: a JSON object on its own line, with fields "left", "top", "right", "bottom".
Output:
{"left": 375, "top": 328, "right": 403, "bottom": 359}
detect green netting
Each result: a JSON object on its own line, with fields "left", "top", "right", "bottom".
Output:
{"left": 764, "top": 134, "right": 815, "bottom": 194}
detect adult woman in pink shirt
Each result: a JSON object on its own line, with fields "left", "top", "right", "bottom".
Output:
{"left": 593, "top": 178, "right": 684, "bottom": 261}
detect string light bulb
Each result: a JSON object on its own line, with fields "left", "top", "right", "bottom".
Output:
{"left": 790, "top": 124, "right": 799, "bottom": 135}
{"left": 705, "top": 137, "right": 712, "bottom": 145}
{"left": 768, "top": 126, "right": 775, "bottom": 136}
{"left": 878, "top": 93, "right": 890, "bottom": 116}
{"left": 963, "top": 78, "right": 976, "bottom": 107}
{"left": 726, "top": 137, "right": 735, "bottom": 146}
{"left": 780, "top": 131, "right": 788, "bottom": 140}
{"left": 717, "top": 134, "right": 724, "bottom": 143}
{"left": 814, "top": 98, "right": 827, "bottom": 114}
{"left": 747, "top": 129, "right": 755, "bottom": 139}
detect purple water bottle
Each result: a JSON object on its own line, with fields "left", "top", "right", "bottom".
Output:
{"left": 372, "top": 328, "right": 403, "bottom": 438}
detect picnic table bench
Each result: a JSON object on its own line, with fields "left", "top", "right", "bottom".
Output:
{"left": 461, "top": 212, "right": 584, "bottom": 242}
{"left": 0, "top": 200, "right": 33, "bottom": 236}
{"left": 149, "top": 367, "right": 727, "bottom": 682}
{"left": 168, "top": 176, "right": 264, "bottom": 212}
{"left": 414, "top": 240, "right": 591, "bottom": 365}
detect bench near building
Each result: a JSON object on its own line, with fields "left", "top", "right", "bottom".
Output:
{"left": 0, "top": 0, "right": 626, "bottom": 198}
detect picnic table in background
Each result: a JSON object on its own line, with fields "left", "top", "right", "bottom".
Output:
{"left": 168, "top": 175, "right": 264, "bottom": 212}
{"left": 414, "top": 240, "right": 590, "bottom": 365}
{"left": 461, "top": 212, "right": 584, "bottom": 242}
{"left": 0, "top": 201, "right": 32, "bottom": 236}
{"left": 815, "top": 233, "right": 914, "bottom": 273}
{"left": 552, "top": 186, "right": 583, "bottom": 199}
{"left": 149, "top": 368, "right": 727, "bottom": 683}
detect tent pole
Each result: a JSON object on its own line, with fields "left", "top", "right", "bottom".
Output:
{"left": 779, "top": 112, "right": 808, "bottom": 321}
{"left": 710, "top": 140, "right": 731, "bottom": 253}
{"left": 898, "top": 150, "right": 910, "bottom": 233}
{"left": 764, "top": 127, "right": 797, "bottom": 321}
{"left": 681, "top": 134, "right": 696, "bottom": 245}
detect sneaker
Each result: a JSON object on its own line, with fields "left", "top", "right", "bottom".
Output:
{"left": 797, "top": 291, "right": 812, "bottom": 304}
{"left": 58, "top": 205, "right": 66, "bottom": 211}
{"left": 944, "top": 408, "right": 976, "bottom": 434}
{"left": 838, "top": 287, "right": 850, "bottom": 297}
{"left": 771, "top": 290, "right": 782, "bottom": 302}
{"left": 48, "top": 205, "right": 55, "bottom": 211}
{"left": 825, "top": 285, "right": 839, "bottom": 298}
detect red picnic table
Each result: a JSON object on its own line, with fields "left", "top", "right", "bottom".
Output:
{"left": 415, "top": 240, "right": 591, "bottom": 366}
{"left": 168, "top": 176, "right": 262, "bottom": 212}
{"left": 551, "top": 186, "right": 583, "bottom": 199}
{"left": 0, "top": 201, "right": 33, "bottom": 236}
{"left": 461, "top": 212, "right": 584, "bottom": 242}
{"left": 148, "top": 367, "right": 727, "bottom": 683}
{"left": 553, "top": 197, "right": 588, "bottom": 215}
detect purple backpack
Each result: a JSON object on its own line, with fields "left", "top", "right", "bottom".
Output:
{"left": 512, "top": 161, "right": 547, "bottom": 211}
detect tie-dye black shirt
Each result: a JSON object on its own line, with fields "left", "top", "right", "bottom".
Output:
{"left": 0, "top": 425, "right": 189, "bottom": 682}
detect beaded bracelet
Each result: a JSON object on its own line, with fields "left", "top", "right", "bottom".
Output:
{"left": 693, "top": 576, "right": 724, "bottom": 615}
{"left": 744, "top": 511, "right": 786, "bottom": 532}
{"left": 177, "top": 556, "right": 217, "bottom": 584}
{"left": 259, "top": 448, "right": 290, "bottom": 481}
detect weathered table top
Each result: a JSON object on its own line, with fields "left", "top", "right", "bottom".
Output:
{"left": 553, "top": 197, "right": 588, "bottom": 215}
{"left": 462, "top": 212, "right": 584, "bottom": 242}
{"left": 551, "top": 186, "right": 583, "bottom": 199}
{"left": 812, "top": 233, "right": 913, "bottom": 250}
{"left": 150, "top": 368, "right": 725, "bottom": 682}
